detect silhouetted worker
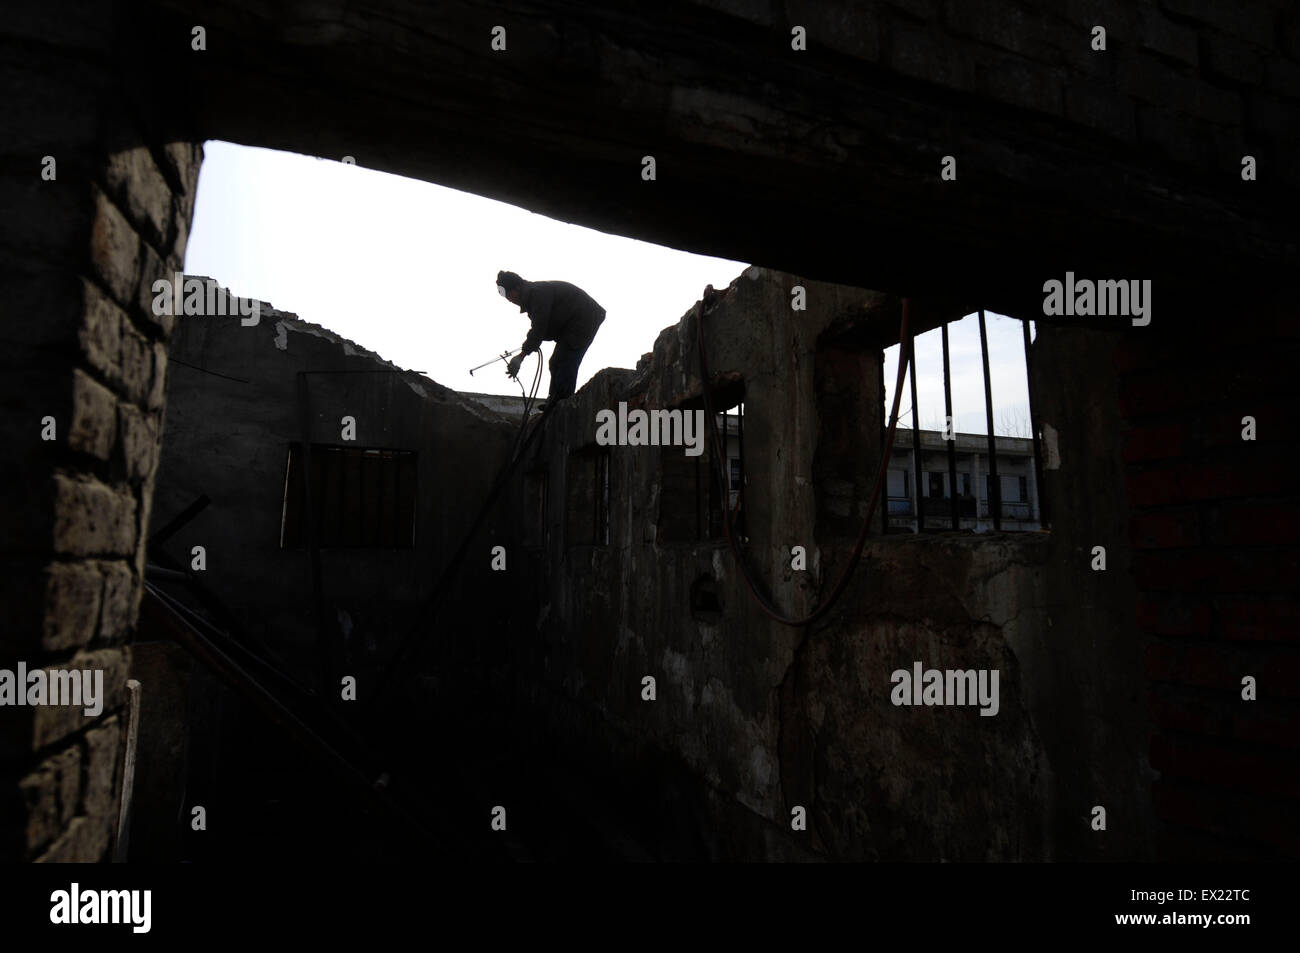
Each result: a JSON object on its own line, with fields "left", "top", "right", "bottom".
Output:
{"left": 497, "top": 270, "right": 606, "bottom": 403}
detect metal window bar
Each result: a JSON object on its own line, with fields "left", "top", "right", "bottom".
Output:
{"left": 737, "top": 400, "right": 745, "bottom": 540}
{"left": 694, "top": 438, "right": 702, "bottom": 541}
{"left": 1022, "top": 318, "right": 1049, "bottom": 528}
{"left": 978, "top": 309, "right": 1001, "bottom": 531}
{"left": 942, "top": 322, "right": 959, "bottom": 530}
{"left": 707, "top": 398, "right": 741, "bottom": 541}
{"left": 881, "top": 312, "right": 1039, "bottom": 535}
{"left": 908, "top": 321, "right": 924, "bottom": 533}
{"left": 720, "top": 403, "right": 728, "bottom": 537}
{"left": 881, "top": 415, "right": 891, "bottom": 535}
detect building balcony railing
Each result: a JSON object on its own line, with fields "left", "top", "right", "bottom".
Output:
{"left": 888, "top": 497, "right": 1038, "bottom": 523}
{"left": 923, "top": 498, "right": 978, "bottom": 518}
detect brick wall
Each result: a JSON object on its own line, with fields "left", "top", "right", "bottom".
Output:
{"left": 1114, "top": 293, "right": 1299, "bottom": 860}
{"left": 1, "top": 9, "right": 201, "bottom": 860}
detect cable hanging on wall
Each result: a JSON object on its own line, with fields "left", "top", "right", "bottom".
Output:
{"left": 696, "top": 287, "right": 912, "bottom": 627}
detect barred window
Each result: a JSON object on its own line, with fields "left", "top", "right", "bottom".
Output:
{"left": 281, "top": 444, "right": 417, "bottom": 548}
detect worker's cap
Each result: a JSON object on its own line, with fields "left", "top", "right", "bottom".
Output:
{"left": 496, "top": 270, "right": 524, "bottom": 295}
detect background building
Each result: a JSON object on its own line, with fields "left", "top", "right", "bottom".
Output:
{"left": 887, "top": 430, "right": 1042, "bottom": 532}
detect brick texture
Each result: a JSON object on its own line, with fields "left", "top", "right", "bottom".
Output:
{"left": 1117, "top": 290, "right": 1300, "bottom": 859}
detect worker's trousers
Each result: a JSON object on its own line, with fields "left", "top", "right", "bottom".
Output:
{"left": 548, "top": 311, "right": 604, "bottom": 400}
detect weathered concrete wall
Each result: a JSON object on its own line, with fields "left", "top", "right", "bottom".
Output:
{"left": 490, "top": 269, "right": 881, "bottom": 859}
{"left": 487, "top": 267, "right": 1149, "bottom": 860}
{"left": 780, "top": 534, "right": 1053, "bottom": 860}
{"left": 147, "top": 290, "right": 524, "bottom": 694}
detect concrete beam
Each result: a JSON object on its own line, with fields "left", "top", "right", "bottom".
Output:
{"left": 120, "top": 0, "right": 1295, "bottom": 313}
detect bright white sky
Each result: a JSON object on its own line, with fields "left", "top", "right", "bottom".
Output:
{"left": 185, "top": 141, "right": 1032, "bottom": 434}
{"left": 884, "top": 313, "right": 1035, "bottom": 438}
{"left": 184, "top": 141, "right": 747, "bottom": 398}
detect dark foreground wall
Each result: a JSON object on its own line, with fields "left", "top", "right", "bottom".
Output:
{"left": 5, "top": 0, "right": 1296, "bottom": 860}
{"left": 1114, "top": 291, "right": 1299, "bottom": 860}
{"left": 1, "top": 1, "right": 202, "bottom": 854}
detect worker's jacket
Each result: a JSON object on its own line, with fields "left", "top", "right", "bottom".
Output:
{"left": 517, "top": 280, "right": 606, "bottom": 354}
